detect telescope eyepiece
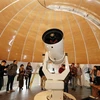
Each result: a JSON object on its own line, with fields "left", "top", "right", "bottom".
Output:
{"left": 42, "top": 28, "right": 63, "bottom": 44}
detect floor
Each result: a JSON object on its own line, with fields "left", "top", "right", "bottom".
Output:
{"left": 0, "top": 74, "right": 91, "bottom": 100}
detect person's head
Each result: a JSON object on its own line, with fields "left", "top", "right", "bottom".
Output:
{"left": 71, "top": 63, "right": 75, "bottom": 67}
{"left": 76, "top": 63, "right": 80, "bottom": 67}
{"left": 1, "top": 60, "right": 6, "bottom": 66}
{"left": 13, "top": 60, "right": 17, "bottom": 64}
{"left": 20, "top": 64, "right": 24, "bottom": 68}
{"left": 93, "top": 66, "right": 97, "bottom": 70}
{"left": 27, "top": 62, "right": 31, "bottom": 66}
{"left": 61, "top": 64, "right": 65, "bottom": 69}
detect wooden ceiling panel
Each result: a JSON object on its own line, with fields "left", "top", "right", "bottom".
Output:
{"left": 67, "top": 13, "right": 87, "bottom": 63}
{"left": 9, "top": 50, "right": 22, "bottom": 61}
{"left": 0, "top": 0, "right": 15, "bottom": 11}
{"left": 21, "top": 54, "right": 33, "bottom": 62}
{"left": 77, "top": 17, "right": 100, "bottom": 63}
{"left": 87, "top": 21, "right": 100, "bottom": 48}
{"left": 0, "top": 0, "right": 100, "bottom": 63}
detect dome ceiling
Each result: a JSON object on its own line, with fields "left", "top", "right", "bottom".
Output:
{"left": 0, "top": 0, "right": 100, "bottom": 64}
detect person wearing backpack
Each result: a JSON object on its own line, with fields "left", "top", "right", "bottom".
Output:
{"left": 6, "top": 60, "right": 18, "bottom": 93}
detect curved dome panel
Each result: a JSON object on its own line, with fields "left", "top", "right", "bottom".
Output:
{"left": 0, "top": 0, "right": 100, "bottom": 64}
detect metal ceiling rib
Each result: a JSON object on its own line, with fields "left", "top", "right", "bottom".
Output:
{"left": 0, "top": 0, "right": 100, "bottom": 63}
{"left": 47, "top": 5, "right": 100, "bottom": 29}
{"left": 7, "top": 0, "right": 37, "bottom": 60}
{"left": 0, "top": 0, "right": 19, "bottom": 12}
{"left": 32, "top": 9, "right": 46, "bottom": 62}
{"left": 73, "top": 15, "right": 89, "bottom": 64}
{"left": 66, "top": 15, "right": 76, "bottom": 63}
{"left": 87, "top": 20, "right": 100, "bottom": 49}
{"left": 0, "top": 0, "right": 36, "bottom": 37}
{"left": 20, "top": 4, "right": 39, "bottom": 61}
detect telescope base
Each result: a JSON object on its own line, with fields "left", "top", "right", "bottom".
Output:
{"left": 34, "top": 91, "right": 76, "bottom": 100}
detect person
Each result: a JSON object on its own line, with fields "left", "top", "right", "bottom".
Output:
{"left": 4, "top": 64, "right": 9, "bottom": 75}
{"left": 25, "top": 62, "right": 33, "bottom": 89}
{"left": 49, "top": 33, "right": 58, "bottom": 44}
{"left": 70, "top": 63, "right": 77, "bottom": 91}
{"left": 90, "top": 66, "right": 97, "bottom": 83}
{"left": 96, "top": 69, "right": 100, "bottom": 85}
{"left": 17, "top": 64, "right": 25, "bottom": 90}
{"left": 76, "top": 63, "right": 82, "bottom": 88}
{"left": 59, "top": 64, "right": 65, "bottom": 73}
{"left": 69, "top": 65, "right": 72, "bottom": 85}
{"left": 6, "top": 60, "right": 18, "bottom": 93}
{"left": 58, "top": 64, "right": 70, "bottom": 93}
{"left": 0, "top": 60, "right": 6, "bottom": 95}
{"left": 39, "top": 66, "right": 47, "bottom": 90}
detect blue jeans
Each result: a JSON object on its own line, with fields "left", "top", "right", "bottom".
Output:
{"left": 72, "top": 76, "right": 77, "bottom": 89}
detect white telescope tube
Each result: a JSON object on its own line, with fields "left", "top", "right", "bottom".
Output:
{"left": 42, "top": 28, "right": 65, "bottom": 64}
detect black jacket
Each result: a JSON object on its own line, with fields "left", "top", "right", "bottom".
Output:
{"left": 0, "top": 64, "right": 5, "bottom": 77}
{"left": 39, "top": 67, "right": 45, "bottom": 78}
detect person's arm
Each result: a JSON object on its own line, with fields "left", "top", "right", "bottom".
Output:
{"left": 97, "top": 70, "right": 100, "bottom": 77}
{"left": 0, "top": 66, "right": 3, "bottom": 75}
{"left": 80, "top": 67, "right": 82, "bottom": 75}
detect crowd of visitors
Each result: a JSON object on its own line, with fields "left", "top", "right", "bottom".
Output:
{"left": 1, "top": 59, "right": 99, "bottom": 98}
{"left": 58, "top": 63, "right": 83, "bottom": 92}
{"left": 0, "top": 60, "right": 33, "bottom": 95}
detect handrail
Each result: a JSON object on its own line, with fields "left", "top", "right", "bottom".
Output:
{"left": 30, "top": 64, "right": 40, "bottom": 88}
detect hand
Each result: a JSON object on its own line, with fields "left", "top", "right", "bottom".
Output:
{"left": 4, "top": 68, "right": 7, "bottom": 70}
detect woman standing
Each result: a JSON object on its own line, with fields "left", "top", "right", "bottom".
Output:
{"left": 25, "top": 62, "right": 33, "bottom": 89}
{"left": 18, "top": 64, "right": 25, "bottom": 90}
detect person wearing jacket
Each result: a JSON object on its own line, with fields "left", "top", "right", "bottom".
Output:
{"left": 18, "top": 64, "right": 25, "bottom": 90}
{"left": 25, "top": 62, "right": 33, "bottom": 89}
{"left": 0, "top": 60, "right": 6, "bottom": 94}
{"left": 39, "top": 66, "right": 47, "bottom": 90}
{"left": 6, "top": 60, "right": 18, "bottom": 93}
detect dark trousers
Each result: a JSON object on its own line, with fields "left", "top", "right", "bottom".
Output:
{"left": 6, "top": 75, "right": 15, "bottom": 91}
{"left": 64, "top": 82, "right": 68, "bottom": 93}
{"left": 64, "top": 72, "right": 71, "bottom": 93}
{"left": 0, "top": 77, "right": 3, "bottom": 90}
{"left": 26, "top": 74, "right": 31, "bottom": 88}
{"left": 19, "top": 76, "right": 24, "bottom": 88}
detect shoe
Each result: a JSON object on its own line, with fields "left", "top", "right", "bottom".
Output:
{"left": 6, "top": 91, "right": 10, "bottom": 93}
{"left": 73, "top": 88, "right": 76, "bottom": 91}
{"left": 71, "top": 88, "right": 76, "bottom": 91}
{"left": 19, "top": 88, "right": 23, "bottom": 90}
{"left": 71, "top": 88, "right": 74, "bottom": 90}
{"left": 10, "top": 90, "right": 15, "bottom": 92}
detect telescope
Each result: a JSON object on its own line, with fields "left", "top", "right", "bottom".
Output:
{"left": 34, "top": 28, "right": 76, "bottom": 100}
{"left": 42, "top": 28, "right": 64, "bottom": 64}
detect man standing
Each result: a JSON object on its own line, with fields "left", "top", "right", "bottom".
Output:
{"left": 59, "top": 64, "right": 65, "bottom": 73}
{"left": 39, "top": 66, "right": 47, "bottom": 90}
{"left": 70, "top": 63, "right": 77, "bottom": 91}
{"left": 58, "top": 64, "right": 71, "bottom": 93}
{"left": 0, "top": 60, "right": 6, "bottom": 94}
{"left": 25, "top": 62, "right": 33, "bottom": 89}
{"left": 6, "top": 60, "right": 18, "bottom": 93}
{"left": 76, "top": 63, "right": 82, "bottom": 88}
